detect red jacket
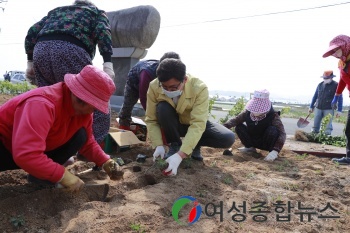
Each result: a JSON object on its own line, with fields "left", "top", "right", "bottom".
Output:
{"left": 336, "top": 68, "right": 350, "bottom": 95}
{"left": 0, "top": 83, "right": 109, "bottom": 182}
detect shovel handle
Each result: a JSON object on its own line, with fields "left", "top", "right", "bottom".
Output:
{"left": 304, "top": 112, "right": 311, "bottom": 121}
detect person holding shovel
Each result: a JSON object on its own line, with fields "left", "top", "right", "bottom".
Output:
{"left": 308, "top": 70, "right": 343, "bottom": 135}
{"left": 223, "top": 89, "right": 286, "bottom": 162}
{"left": 0, "top": 65, "right": 119, "bottom": 192}
{"left": 323, "top": 34, "right": 350, "bottom": 165}
{"left": 146, "top": 58, "right": 235, "bottom": 176}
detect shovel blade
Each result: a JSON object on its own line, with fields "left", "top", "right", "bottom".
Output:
{"left": 297, "top": 117, "right": 309, "bottom": 128}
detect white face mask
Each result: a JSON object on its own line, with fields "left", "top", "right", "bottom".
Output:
{"left": 332, "top": 49, "right": 342, "bottom": 58}
{"left": 323, "top": 78, "right": 332, "bottom": 84}
{"left": 162, "top": 88, "right": 183, "bottom": 98}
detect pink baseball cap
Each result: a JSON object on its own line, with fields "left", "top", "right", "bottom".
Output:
{"left": 322, "top": 44, "right": 341, "bottom": 58}
{"left": 64, "top": 65, "right": 116, "bottom": 114}
{"left": 245, "top": 89, "right": 271, "bottom": 114}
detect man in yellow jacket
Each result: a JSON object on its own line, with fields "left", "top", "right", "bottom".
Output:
{"left": 145, "top": 58, "right": 235, "bottom": 176}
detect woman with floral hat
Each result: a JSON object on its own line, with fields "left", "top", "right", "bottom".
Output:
{"left": 223, "top": 89, "right": 286, "bottom": 161}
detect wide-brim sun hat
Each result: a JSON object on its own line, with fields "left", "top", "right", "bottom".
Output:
{"left": 320, "top": 70, "right": 336, "bottom": 79}
{"left": 64, "top": 65, "right": 116, "bottom": 114}
{"left": 245, "top": 89, "right": 271, "bottom": 114}
{"left": 322, "top": 44, "right": 340, "bottom": 58}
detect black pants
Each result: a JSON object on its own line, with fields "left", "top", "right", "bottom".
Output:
{"left": 0, "top": 128, "right": 87, "bottom": 171}
{"left": 235, "top": 124, "right": 279, "bottom": 152}
{"left": 156, "top": 101, "right": 235, "bottom": 148}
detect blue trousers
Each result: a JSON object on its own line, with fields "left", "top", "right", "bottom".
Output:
{"left": 312, "top": 108, "right": 334, "bottom": 135}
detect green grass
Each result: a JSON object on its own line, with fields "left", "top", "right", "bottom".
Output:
{"left": 212, "top": 101, "right": 347, "bottom": 124}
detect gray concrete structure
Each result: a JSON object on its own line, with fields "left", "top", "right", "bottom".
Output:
{"left": 107, "top": 5, "right": 160, "bottom": 96}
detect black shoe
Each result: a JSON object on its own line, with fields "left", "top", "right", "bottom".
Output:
{"left": 332, "top": 157, "right": 350, "bottom": 165}
{"left": 191, "top": 147, "right": 203, "bottom": 161}
{"left": 27, "top": 175, "right": 55, "bottom": 187}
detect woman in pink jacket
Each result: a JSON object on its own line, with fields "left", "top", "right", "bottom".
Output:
{"left": 0, "top": 65, "right": 118, "bottom": 192}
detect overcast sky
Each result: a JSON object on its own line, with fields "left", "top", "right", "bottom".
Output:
{"left": 0, "top": 0, "right": 349, "bottom": 104}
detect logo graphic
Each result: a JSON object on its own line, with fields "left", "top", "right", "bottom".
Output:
{"left": 172, "top": 196, "right": 202, "bottom": 225}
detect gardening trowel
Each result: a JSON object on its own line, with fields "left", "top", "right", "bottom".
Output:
{"left": 297, "top": 113, "right": 311, "bottom": 128}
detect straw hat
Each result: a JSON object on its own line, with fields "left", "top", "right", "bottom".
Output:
{"left": 64, "top": 65, "right": 116, "bottom": 114}
{"left": 245, "top": 89, "right": 271, "bottom": 114}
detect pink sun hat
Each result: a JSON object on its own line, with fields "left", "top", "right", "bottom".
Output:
{"left": 322, "top": 44, "right": 340, "bottom": 58}
{"left": 245, "top": 89, "right": 271, "bottom": 114}
{"left": 64, "top": 65, "right": 116, "bottom": 114}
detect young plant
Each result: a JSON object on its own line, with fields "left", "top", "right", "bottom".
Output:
{"left": 208, "top": 94, "right": 218, "bottom": 119}
{"left": 182, "top": 157, "right": 192, "bottom": 169}
{"left": 219, "top": 97, "right": 245, "bottom": 125}
{"left": 10, "top": 215, "right": 25, "bottom": 229}
{"left": 222, "top": 175, "right": 233, "bottom": 185}
{"left": 295, "top": 153, "right": 309, "bottom": 160}
{"left": 155, "top": 159, "right": 168, "bottom": 170}
{"left": 306, "top": 113, "right": 346, "bottom": 147}
{"left": 130, "top": 222, "right": 145, "bottom": 233}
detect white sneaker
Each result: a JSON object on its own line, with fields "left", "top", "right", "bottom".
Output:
{"left": 238, "top": 147, "right": 257, "bottom": 153}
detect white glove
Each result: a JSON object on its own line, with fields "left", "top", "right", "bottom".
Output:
{"left": 336, "top": 111, "right": 342, "bottom": 118}
{"left": 264, "top": 150, "right": 278, "bottom": 161}
{"left": 26, "top": 60, "right": 35, "bottom": 83}
{"left": 164, "top": 153, "right": 183, "bottom": 176}
{"left": 103, "top": 62, "right": 115, "bottom": 80}
{"left": 308, "top": 108, "right": 314, "bottom": 113}
{"left": 153, "top": 146, "right": 165, "bottom": 161}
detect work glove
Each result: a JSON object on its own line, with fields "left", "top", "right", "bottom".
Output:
{"left": 153, "top": 146, "right": 166, "bottom": 162}
{"left": 59, "top": 168, "right": 85, "bottom": 192}
{"left": 336, "top": 111, "right": 342, "bottom": 118}
{"left": 164, "top": 153, "right": 183, "bottom": 176}
{"left": 103, "top": 62, "right": 115, "bottom": 80}
{"left": 102, "top": 159, "right": 120, "bottom": 180}
{"left": 264, "top": 150, "right": 278, "bottom": 161}
{"left": 308, "top": 108, "right": 313, "bottom": 113}
{"left": 26, "top": 60, "right": 36, "bottom": 85}
{"left": 331, "top": 96, "right": 339, "bottom": 110}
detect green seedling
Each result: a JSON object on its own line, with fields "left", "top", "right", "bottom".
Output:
{"left": 130, "top": 222, "right": 145, "bottom": 233}
{"left": 334, "top": 161, "right": 340, "bottom": 168}
{"left": 155, "top": 159, "right": 168, "bottom": 170}
{"left": 246, "top": 172, "right": 256, "bottom": 179}
{"left": 196, "top": 189, "right": 208, "bottom": 198}
{"left": 282, "top": 182, "right": 299, "bottom": 191}
{"left": 182, "top": 157, "right": 193, "bottom": 169}
{"left": 295, "top": 153, "right": 308, "bottom": 160}
{"left": 222, "top": 176, "right": 232, "bottom": 185}
{"left": 10, "top": 215, "right": 25, "bottom": 229}
{"left": 210, "top": 160, "right": 217, "bottom": 167}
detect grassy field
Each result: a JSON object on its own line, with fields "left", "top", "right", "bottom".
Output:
{"left": 213, "top": 101, "right": 347, "bottom": 124}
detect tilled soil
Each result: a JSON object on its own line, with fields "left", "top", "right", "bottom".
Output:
{"left": 0, "top": 94, "right": 349, "bottom": 233}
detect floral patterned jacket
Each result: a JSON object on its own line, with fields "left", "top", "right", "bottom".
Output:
{"left": 24, "top": 3, "right": 112, "bottom": 62}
